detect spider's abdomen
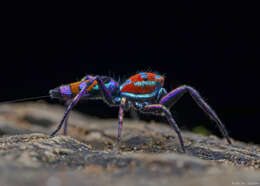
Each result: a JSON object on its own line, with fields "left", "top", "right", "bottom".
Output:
{"left": 120, "top": 72, "right": 164, "bottom": 94}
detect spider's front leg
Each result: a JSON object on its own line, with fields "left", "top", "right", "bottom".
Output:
{"left": 49, "top": 76, "right": 117, "bottom": 137}
{"left": 63, "top": 99, "right": 72, "bottom": 135}
{"left": 137, "top": 104, "right": 186, "bottom": 152}
{"left": 159, "top": 85, "right": 232, "bottom": 144}
{"left": 49, "top": 77, "right": 96, "bottom": 137}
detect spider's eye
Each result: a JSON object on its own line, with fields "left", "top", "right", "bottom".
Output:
{"left": 143, "top": 77, "right": 148, "bottom": 81}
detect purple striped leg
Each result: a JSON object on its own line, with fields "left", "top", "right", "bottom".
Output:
{"left": 63, "top": 99, "right": 72, "bottom": 135}
{"left": 159, "top": 85, "right": 231, "bottom": 144}
{"left": 95, "top": 76, "right": 116, "bottom": 105}
{"left": 115, "top": 97, "right": 126, "bottom": 151}
{"left": 49, "top": 78, "right": 95, "bottom": 137}
{"left": 140, "top": 104, "right": 185, "bottom": 152}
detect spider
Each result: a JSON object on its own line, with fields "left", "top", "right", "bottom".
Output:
{"left": 49, "top": 72, "right": 232, "bottom": 152}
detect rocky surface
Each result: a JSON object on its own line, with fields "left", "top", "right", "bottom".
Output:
{"left": 0, "top": 102, "right": 259, "bottom": 186}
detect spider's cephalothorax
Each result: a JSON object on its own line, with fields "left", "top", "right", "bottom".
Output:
{"left": 49, "top": 72, "right": 232, "bottom": 152}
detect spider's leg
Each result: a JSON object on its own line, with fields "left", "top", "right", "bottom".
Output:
{"left": 115, "top": 97, "right": 126, "bottom": 151}
{"left": 63, "top": 99, "right": 72, "bottom": 135}
{"left": 49, "top": 78, "right": 95, "bottom": 137}
{"left": 138, "top": 104, "right": 185, "bottom": 152}
{"left": 95, "top": 76, "right": 117, "bottom": 106}
{"left": 159, "top": 85, "right": 232, "bottom": 144}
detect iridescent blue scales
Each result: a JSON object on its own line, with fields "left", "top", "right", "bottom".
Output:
{"left": 49, "top": 72, "right": 232, "bottom": 152}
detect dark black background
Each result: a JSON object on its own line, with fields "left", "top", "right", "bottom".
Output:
{"left": 1, "top": 2, "right": 259, "bottom": 144}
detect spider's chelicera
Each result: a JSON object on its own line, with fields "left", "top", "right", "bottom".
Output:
{"left": 49, "top": 72, "right": 232, "bottom": 152}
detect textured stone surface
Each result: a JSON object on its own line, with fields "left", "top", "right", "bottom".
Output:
{"left": 0, "top": 102, "right": 259, "bottom": 186}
